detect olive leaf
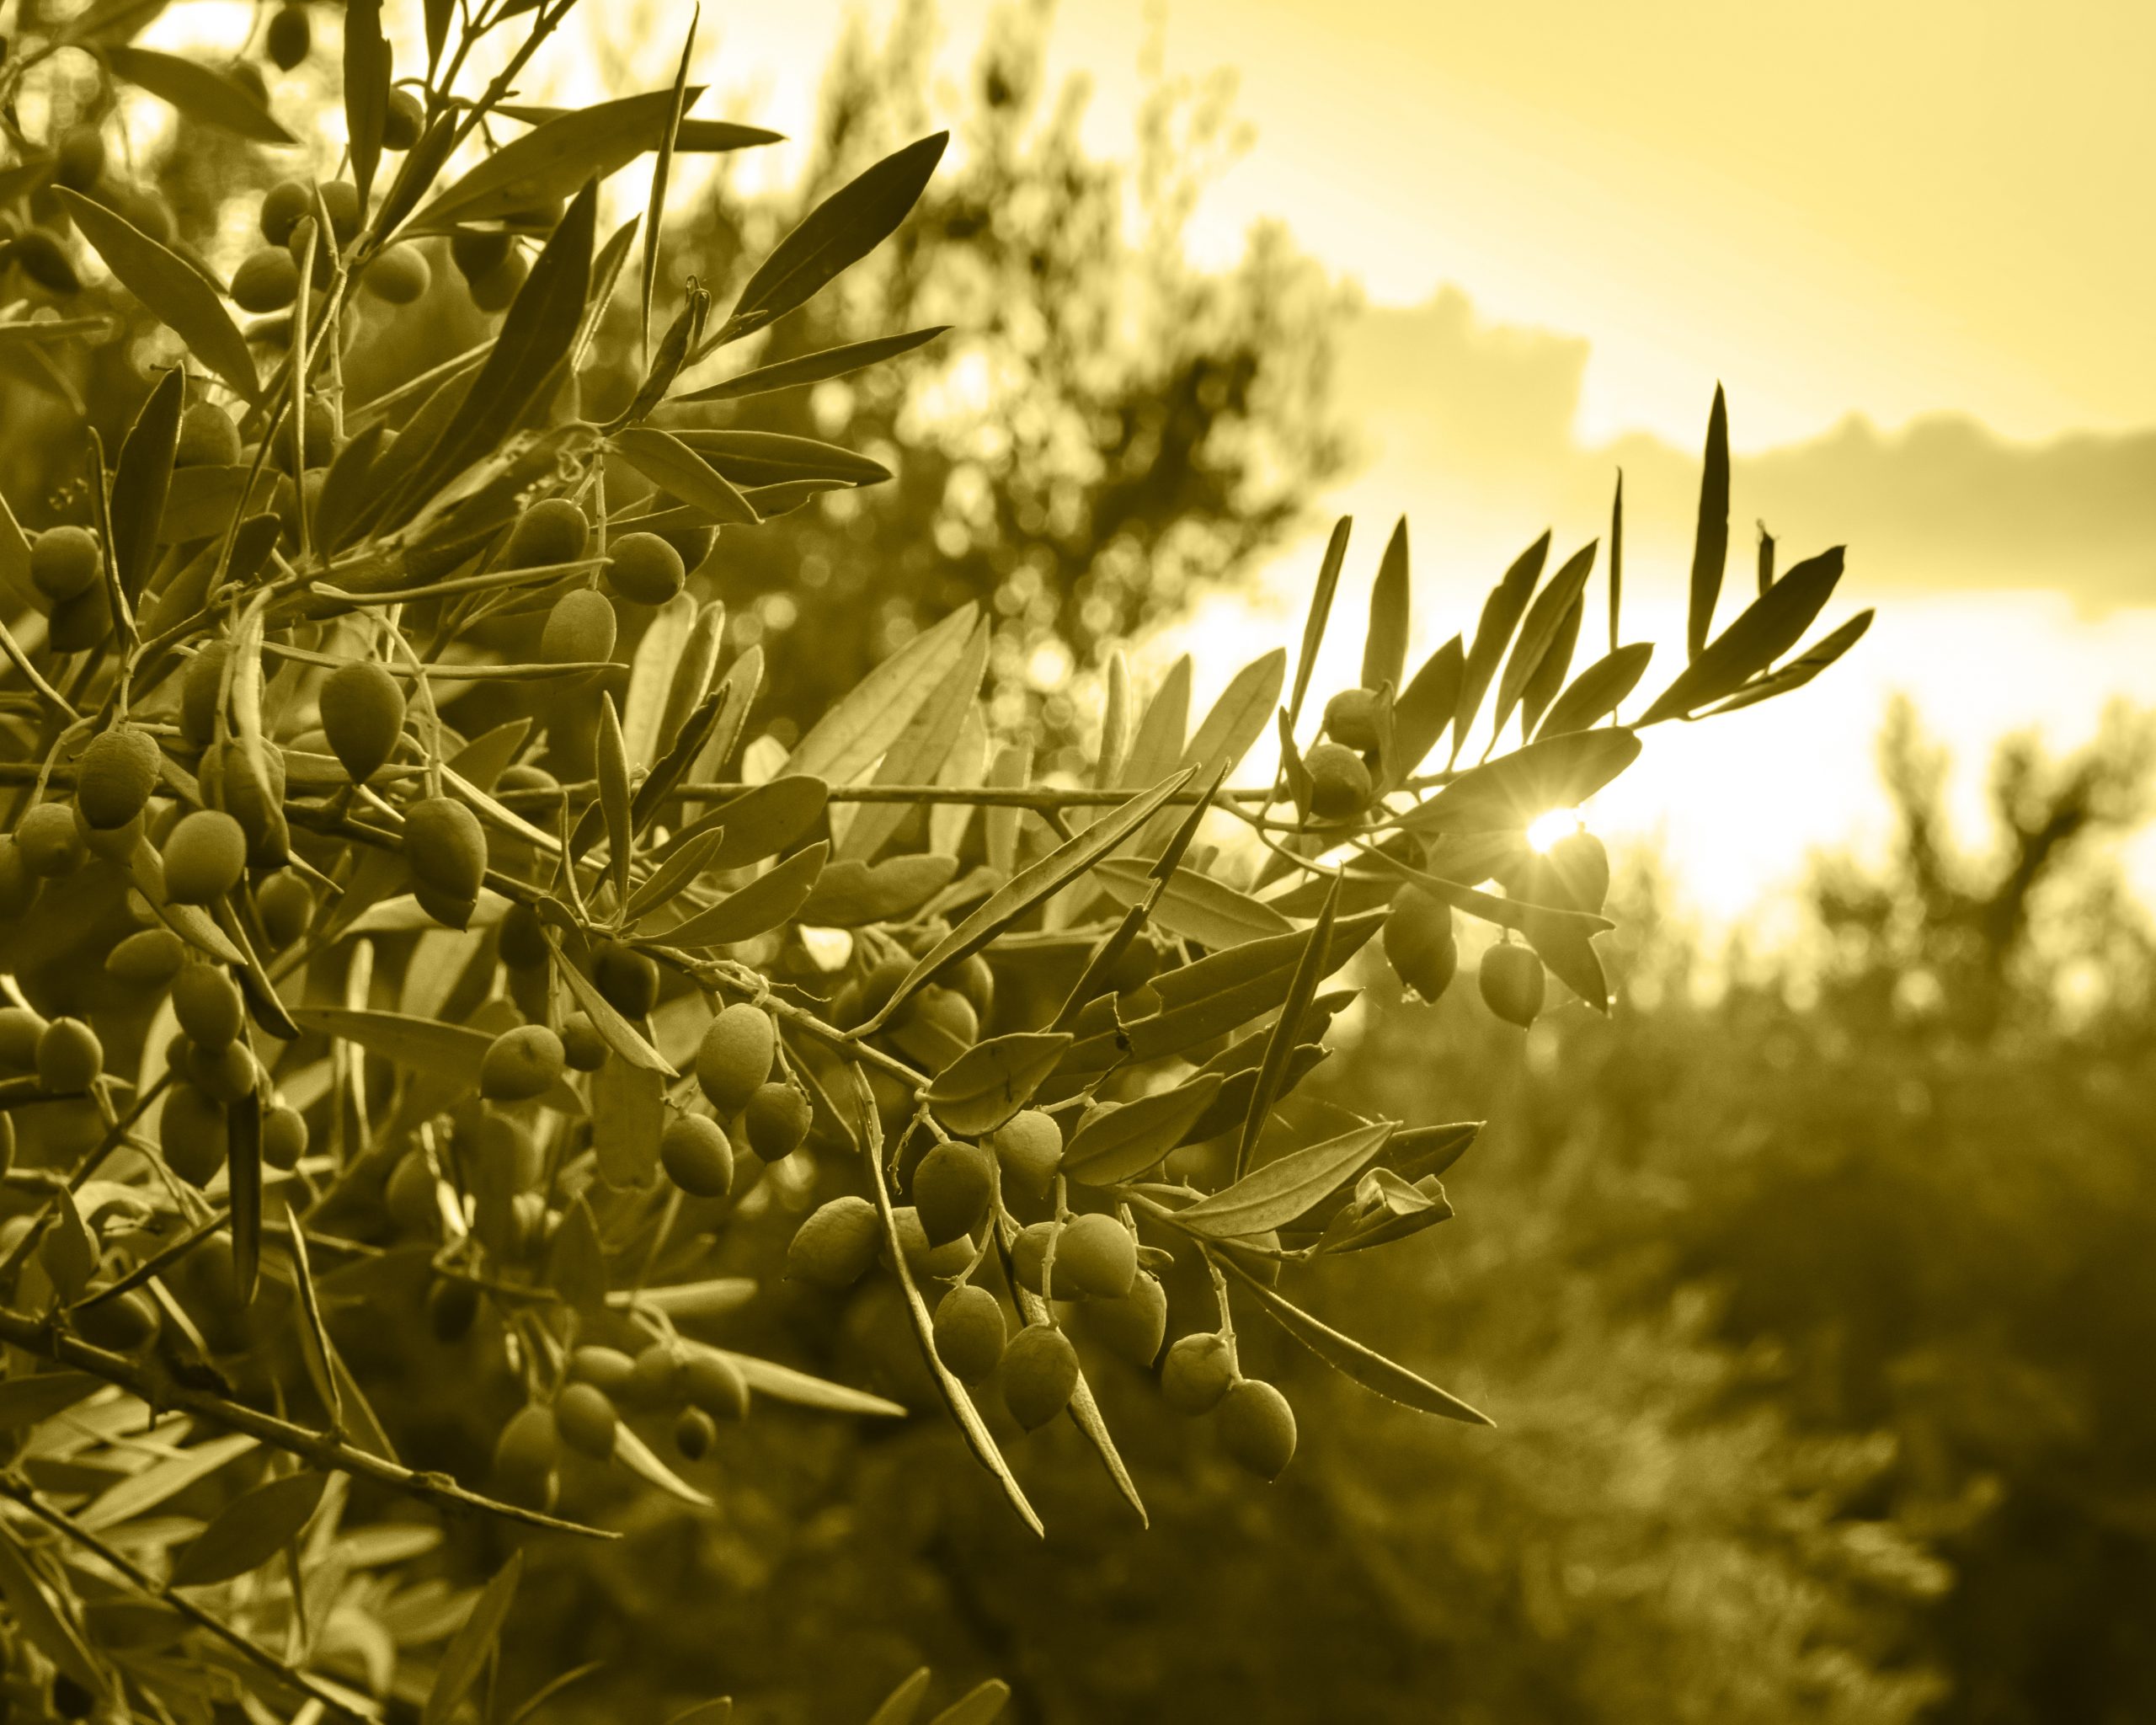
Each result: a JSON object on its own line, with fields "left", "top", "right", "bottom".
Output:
{"left": 596, "top": 692, "right": 633, "bottom": 905}
{"left": 670, "top": 326, "right": 947, "bottom": 405}
{"left": 103, "top": 45, "right": 296, "bottom": 144}
{"left": 1061, "top": 1073, "right": 1225, "bottom": 1185}
{"left": 1636, "top": 547, "right": 1849, "bottom": 724}
{"left": 1390, "top": 634, "right": 1465, "bottom": 779}
{"left": 838, "top": 615, "right": 990, "bottom": 862}
{"left": 665, "top": 429, "right": 893, "bottom": 489}
{"left": 612, "top": 1419, "right": 714, "bottom": 1509}
{"left": 591, "top": 1058, "right": 665, "bottom": 1188}
{"left": 1090, "top": 859, "right": 1291, "bottom": 949}
{"left": 424, "top": 1551, "right": 524, "bottom": 1725}
{"left": 1492, "top": 539, "right": 1596, "bottom": 744}
{"left": 640, "top": 9, "right": 701, "bottom": 360}
{"left": 609, "top": 426, "right": 759, "bottom": 525}
{"left": 623, "top": 593, "right": 699, "bottom": 771}
{"left": 54, "top": 189, "right": 256, "bottom": 399}
{"left": 545, "top": 928, "right": 676, "bottom": 1075}
{"left": 709, "top": 132, "right": 949, "bottom": 348}
{"left": 1177, "top": 1120, "right": 1395, "bottom": 1242}
{"left": 1453, "top": 531, "right": 1550, "bottom": 761}
{"left": 654, "top": 776, "right": 827, "bottom": 871}
{"left": 1234, "top": 871, "right": 1340, "bottom": 1176}
{"left": 107, "top": 366, "right": 181, "bottom": 603}
{"left": 786, "top": 603, "right": 980, "bottom": 785}
{"left": 1536, "top": 642, "right": 1653, "bottom": 739}
{"left": 0, "top": 1525, "right": 105, "bottom": 1697}
{"left": 1216, "top": 1252, "right": 1492, "bottom": 1426}
{"left": 283, "top": 1201, "right": 343, "bottom": 1424}
{"left": 1689, "top": 382, "right": 1731, "bottom": 660}
{"left": 1288, "top": 515, "right": 1352, "bottom": 729}
{"left": 227, "top": 1083, "right": 264, "bottom": 1305}
{"left": 291, "top": 1008, "right": 492, "bottom": 1084}
{"left": 1120, "top": 655, "right": 1191, "bottom": 788}
{"left": 675, "top": 1342, "right": 906, "bottom": 1418}
{"left": 924, "top": 1032, "right": 1073, "bottom": 1135}
{"left": 79, "top": 1432, "right": 256, "bottom": 1530}
{"left": 344, "top": 0, "right": 390, "bottom": 208}
{"left": 625, "top": 825, "right": 728, "bottom": 924}
{"left": 860, "top": 767, "right": 1195, "bottom": 1034}
{"left": 662, "top": 841, "right": 829, "bottom": 948}
{"left": 1406, "top": 727, "right": 1641, "bottom": 835}
{"left": 1702, "top": 608, "right": 1874, "bottom": 718}
{"left": 1362, "top": 516, "right": 1410, "bottom": 696}
{"left": 0, "top": 1371, "right": 103, "bottom": 1430}
{"left": 795, "top": 853, "right": 956, "bottom": 927}
{"left": 169, "top": 1470, "right": 327, "bottom": 1589}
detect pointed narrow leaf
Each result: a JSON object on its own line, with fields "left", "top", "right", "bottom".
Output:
{"left": 344, "top": 0, "right": 390, "bottom": 208}
{"left": 291, "top": 1008, "right": 490, "bottom": 1081}
{"left": 641, "top": 11, "right": 701, "bottom": 359}
{"left": 924, "top": 1033, "right": 1072, "bottom": 1135}
{"left": 1361, "top": 517, "right": 1410, "bottom": 695}
{"left": 786, "top": 603, "right": 979, "bottom": 783}
{"left": 612, "top": 1418, "right": 715, "bottom": 1508}
{"left": 1179, "top": 1122, "right": 1394, "bottom": 1241}
{"left": 170, "top": 1471, "right": 327, "bottom": 1588}
{"left": 862, "top": 769, "right": 1194, "bottom": 1033}
{"left": 55, "top": 189, "right": 255, "bottom": 398}
{"left": 928, "top": 1680, "right": 1013, "bottom": 1725}
{"left": 228, "top": 1084, "right": 263, "bottom": 1305}
{"left": 591, "top": 1056, "right": 665, "bottom": 1188}
{"left": 609, "top": 426, "right": 758, "bottom": 525}
{"left": 104, "top": 45, "right": 296, "bottom": 143}
{"left": 1062, "top": 1075, "right": 1225, "bottom": 1184}
{"left": 841, "top": 617, "right": 990, "bottom": 862}
{"left": 1608, "top": 468, "right": 1624, "bottom": 654}
{"left": 1702, "top": 606, "right": 1873, "bottom": 717}
{"left": 667, "top": 429, "right": 891, "bottom": 488}
{"left": 1121, "top": 656, "right": 1191, "bottom": 788}
{"left": 661, "top": 841, "right": 828, "bottom": 948}
{"left": 1640, "top": 546, "right": 1848, "bottom": 724}
{"left": 867, "top": 1669, "right": 931, "bottom": 1725}
{"left": 1454, "top": 532, "right": 1549, "bottom": 757}
{"left": 1219, "top": 1253, "right": 1492, "bottom": 1424}
{"left": 548, "top": 932, "right": 677, "bottom": 1075}
{"left": 1090, "top": 859, "right": 1291, "bottom": 949}
{"left": 1520, "top": 591, "right": 1583, "bottom": 739}
{"left": 1289, "top": 516, "right": 1351, "bottom": 729}
{"left": 283, "top": 1201, "right": 342, "bottom": 1423}
{"left": 1234, "top": 872, "right": 1338, "bottom": 1176}
{"left": 1689, "top": 384, "right": 1729, "bottom": 659}
{"left": 109, "top": 366, "right": 182, "bottom": 601}
{"left": 717, "top": 134, "right": 947, "bottom": 344}
{"left": 1182, "top": 649, "right": 1284, "bottom": 784}
{"left": 1390, "top": 634, "right": 1463, "bottom": 778}
{"left": 1492, "top": 539, "right": 1595, "bottom": 741}
{"left": 597, "top": 694, "right": 633, "bottom": 905}
{"left": 1536, "top": 643, "right": 1653, "bottom": 739}
{"left": 424, "top": 1551, "right": 524, "bottom": 1725}
{"left": 672, "top": 328, "right": 947, "bottom": 404}
{"left": 0, "top": 1526, "right": 104, "bottom": 1696}
{"left": 1408, "top": 729, "right": 1641, "bottom": 834}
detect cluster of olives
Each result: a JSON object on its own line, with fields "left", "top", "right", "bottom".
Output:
{"left": 492, "top": 1338, "right": 751, "bottom": 1511}
{"left": 827, "top": 937, "right": 998, "bottom": 1071}
{"left": 774, "top": 1106, "right": 1298, "bottom": 1479}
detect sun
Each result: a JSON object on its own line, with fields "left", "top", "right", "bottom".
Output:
{"left": 1527, "top": 808, "right": 1582, "bottom": 853}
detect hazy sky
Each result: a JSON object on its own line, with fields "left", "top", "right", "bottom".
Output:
{"left": 703, "top": 0, "right": 2156, "bottom": 451}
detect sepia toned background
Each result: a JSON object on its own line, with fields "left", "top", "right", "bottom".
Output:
{"left": 3, "top": 1, "right": 2150, "bottom": 1720}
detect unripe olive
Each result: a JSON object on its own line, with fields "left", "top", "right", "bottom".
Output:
{"left": 46, "top": 585, "right": 111, "bottom": 653}
{"left": 1305, "top": 741, "right": 1373, "bottom": 821}
{"left": 315, "top": 181, "right": 360, "bottom": 245}
{"left": 480, "top": 1024, "right": 564, "bottom": 1103}
{"left": 171, "top": 963, "right": 243, "bottom": 1049}
{"left": 593, "top": 942, "right": 659, "bottom": 1018}
{"left": 856, "top": 955, "right": 912, "bottom": 1023}
{"left": 180, "top": 642, "right": 231, "bottom": 745}
{"left": 540, "top": 587, "right": 616, "bottom": 665}
{"left": 482, "top": 905, "right": 541, "bottom": 975}
{"left": 107, "top": 927, "right": 186, "bottom": 985}
{"left": 932, "top": 1283, "right": 1006, "bottom": 1384}
{"left": 504, "top": 497, "right": 590, "bottom": 570}
{"left": 74, "top": 727, "right": 161, "bottom": 830}
{"left": 1054, "top": 1211, "right": 1137, "bottom": 1300}
{"left": 403, "top": 795, "right": 487, "bottom": 914}
{"left": 426, "top": 1277, "right": 479, "bottom": 1342}
{"left": 559, "top": 1012, "right": 608, "bottom": 1071}
{"left": 200, "top": 740, "right": 288, "bottom": 866}
{"left": 1321, "top": 686, "right": 1384, "bottom": 752}
{"left": 1160, "top": 1332, "right": 1235, "bottom": 1415}
{"left": 270, "top": 397, "right": 337, "bottom": 476}
{"left": 0, "top": 1114, "right": 12, "bottom": 1177}
{"left": 258, "top": 179, "right": 312, "bottom": 246}
{"left": 493, "top": 1403, "right": 558, "bottom": 1507}
{"left": 695, "top": 1002, "right": 774, "bottom": 1115}
{"left": 1009, "top": 1220, "right": 1059, "bottom": 1296}
{"left": 318, "top": 660, "right": 405, "bottom": 783}
{"left": 162, "top": 809, "right": 247, "bottom": 905}
{"left": 1001, "top": 1322, "right": 1081, "bottom": 1431}
{"left": 254, "top": 870, "right": 315, "bottom": 948}
{"left": 29, "top": 525, "right": 100, "bottom": 603}
{"left": 659, "top": 1114, "right": 734, "bottom": 1199}
{"left": 949, "top": 952, "right": 995, "bottom": 1018}
{"left": 1479, "top": 941, "right": 1545, "bottom": 1028}
{"left": 383, "top": 1150, "right": 440, "bottom": 1234}
{"left": 174, "top": 402, "right": 243, "bottom": 467}
{"left": 743, "top": 1081, "right": 811, "bottom": 1162}
{"left": 783, "top": 1195, "right": 880, "bottom": 1290}
{"left": 71, "top": 803, "right": 142, "bottom": 867}
{"left": 604, "top": 532, "right": 685, "bottom": 606}
{"left": 77, "top": 1288, "right": 162, "bottom": 1354}
{"left": 1217, "top": 1376, "right": 1298, "bottom": 1481}
{"left": 628, "top": 1343, "right": 681, "bottom": 1407}
{"left": 568, "top": 1345, "right": 638, "bottom": 1396}
{"left": 1384, "top": 887, "right": 1458, "bottom": 1003}
{"left": 17, "top": 803, "right": 85, "bottom": 878}
{"left": 187, "top": 1038, "right": 258, "bottom": 1105}
{"left": 675, "top": 1406, "right": 717, "bottom": 1460}
{"left": 682, "top": 1351, "right": 750, "bottom": 1422}
{"left": 35, "top": 1017, "right": 102, "bottom": 1092}
{"left": 467, "top": 250, "right": 528, "bottom": 312}
{"left": 1543, "top": 830, "right": 1610, "bottom": 915}
{"left": 361, "top": 243, "right": 430, "bottom": 304}
{"left": 912, "top": 1139, "right": 993, "bottom": 1245}
{"left": 889, "top": 1204, "right": 974, "bottom": 1282}
{"left": 382, "top": 87, "right": 424, "bottom": 151}
{"left": 230, "top": 245, "right": 299, "bottom": 312}
{"left": 264, "top": 3, "right": 310, "bottom": 71}
{"left": 552, "top": 1381, "right": 618, "bottom": 1459}
{"left": 11, "top": 227, "right": 82, "bottom": 296}
{"left": 159, "top": 1083, "right": 227, "bottom": 1186}
{"left": 0, "top": 1007, "right": 46, "bottom": 1071}
{"left": 448, "top": 227, "right": 513, "bottom": 282}
{"left": 465, "top": 1111, "right": 542, "bottom": 1194}
{"left": 1085, "top": 1270, "right": 1168, "bottom": 1370}
{"left": 0, "top": 837, "right": 35, "bottom": 916}
{"left": 262, "top": 1103, "right": 308, "bottom": 1171}
{"left": 54, "top": 125, "right": 105, "bottom": 192}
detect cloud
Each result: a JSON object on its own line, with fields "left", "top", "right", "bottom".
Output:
{"left": 1335, "top": 291, "right": 2156, "bottom": 611}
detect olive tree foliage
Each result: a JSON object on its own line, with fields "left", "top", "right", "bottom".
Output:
{"left": 0, "top": 1, "right": 1868, "bottom": 1719}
